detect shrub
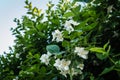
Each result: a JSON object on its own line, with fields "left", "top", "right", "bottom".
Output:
{"left": 0, "top": 0, "right": 120, "bottom": 80}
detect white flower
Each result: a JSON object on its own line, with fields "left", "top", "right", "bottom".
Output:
{"left": 15, "top": 53, "right": 20, "bottom": 58}
{"left": 64, "top": 21, "right": 74, "bottom": 33}
{"left": 40, "top": 54, "right": 51, "bottom": 65}
{"left": 60, "top": 4, "right": 65, "bottom": 10}
{"left": 61, "top": 59, "right": 71, "bottom": 71}
{"left": 68, "top": 68, "right": 82, "bottom": 76}
{"left": 77, "top": 63, "right": 84, "bottom": 70}
{"left": 47, "top": 51, "right": 52, "bottom": 56}
{"left": 70, "top": 68, "right": 78, "bottom": 76}
{"left": 47, "top": 3, "right": 52, "bottom": 7}
{"left": 54, "top": 59, "right": 71, "bottom": 77}
{"left": 1, "top": 61, "right": 3, "bottom": 64}
{"left": 60, "top": 70, "right": 69, "bottom": 77}
{"left": 65, "top": 0, "right": 70, "bottom": 3}
{"left": 10, "top": 55, "right": 14, "bottom": 57}
{"left": 52, "top": 29, "right": 63, "bottom": 42}
{"left": 54, "top": 59, "right": 61, "bottom": 70}
{"left": 74, "top": 47, "right": 89, "bottom": 59}
{"left": 73, "top": 2, "right": 80, "bottom": 8}
{"left": 8, "top": 59, "right": 11, "bottom": 62}
{"left": 13, "top": 76, "right": 18, "bottom": 80}
{"left": 64, "top": 20, "right": 79, "bottom": 33}
{"left": 69, "top": 20, "right": 79, "bottom": 26}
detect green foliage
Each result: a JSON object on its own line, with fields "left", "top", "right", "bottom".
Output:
{"left": 63, "top": 12, "right": 75, "bottom": 18}
{"left": 99, "top": 66, "right": 114, "bottom": 76}
{"left": 90, "top": 42, "right": 111, "bottom": 60}
{"left": 0, "top": 0, "right": 120, "bottom": 80}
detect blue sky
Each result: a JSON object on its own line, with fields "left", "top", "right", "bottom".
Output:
{"left": 0, "top": 0, "right": 58, "bottom": 54}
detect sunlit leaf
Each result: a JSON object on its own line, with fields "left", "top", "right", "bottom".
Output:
{"left": 90, "top": 47, "right": 106, "bottom": 54}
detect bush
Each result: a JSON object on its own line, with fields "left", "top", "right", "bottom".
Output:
{"left": 0, "top": 0, "right": 120, "bottom": 80}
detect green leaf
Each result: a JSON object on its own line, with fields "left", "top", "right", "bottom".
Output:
{"left": 71, "top": 5, "right": 81, "bottom": 15}
{"left": 34, "top": 54, "right": 40, "bottom": 59}
{"left": 36, "top": 23, "right": 47, "bottom": 31}
{"left": 75, "top": 17, "right": 94, "bottom": 30}
{"left": 115, "top": 60, "right": 120, "bottom": 69}
{"left": 62, "top": 31, "right": 70, "bottom": 38}
{"left": 99, "top": 66, "right": 114, "bottom": 76}
{"left": 82, "top": 22, "right": 97, "bottom": 31}
{"left": 96, "top": 53, "right": 108, "bottom": 60}
{"left": 74, "top": 0, "right": 93, "bottom": 3}
{"left": 103, "top": 42, "right": 111, "bottom": 53}
{"left": 103, "top": 41, "right": 109, "bottom": 50}
{"left": 46, "top": 45, "right": 60, "bottom": 54}
{"left": 70, "top": 31, "right": 83, "bottom": 40}
{"left": 62, "top": 40, "right": 70, "bottom": 48}
{"left": 74, "top": 5, "right": 81, "bottom": 12}
{"left": 75, "top": 21, "right": 86, "bottom": 30}
{"left": 90, "top": 47, "right": 109, "bottom": 60}
{"left": 90, "top": 75, "right": 95, "bottom": 80}
{"left": 51, "top": 19, "right": 60, "bottom": 25}
{"left": 90, "top": 47, "right": 106, "bottom": 54}
{"left": 40, "top": 66, "right": 46, "bottom": 73}
{"left": 107, "top": 45, "right": 111, "bottom": 53}
{"left": 63, "top": 12, "right": 75, "bottom": 18}
{"left": 23, "top": 16, "right": 34, "bottom": 28}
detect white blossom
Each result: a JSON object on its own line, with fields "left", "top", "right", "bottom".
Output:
{"left": 54, "top": 59, "right": 61, "bottom": 70}
{"left": 74, "top": 47, "right": 89, "bottom": 59}
{"left": 47, "top": 51, "right": 52, "bottom": 56}
{"left": 40, "top": 53, "right": 51, "bottom": 65}
{"left": 54, "top": 59, "right": 71, "bottom": 77}
{"left": 64, "top": 0, "right": 70, "bottom": 3}
{"left": 52, "top": 29, "right": 63, "bottom": 42}
{"left": 15, "top": 53, "right": 20, "bottom": 58}
{"left": 64, "top": 20, "right": 79, "bottom": 33}
{"left": 47, "top": 3, "right": 52, "bottom": 7}
{"left": 77, "top": 63, "right": 84, "bottom": 70}
{"left": 61, "top": 59, "right": 71, "bottom": 71}
{"left": 13, "top": 76, "right": 18, "bottom": 80}
{"left": 69, "top": 20, "right": 79, "bottom": 26}
{"left": 64, "top": 21, "right": 74, "bottom": 33}
{"left": 73, "top": 2, "right": 80, "bottom": 8}
{"left": 68, "top": 68, "right": 83, "bottom": 76}
{"left": 60, "top": 70, "right": 69, "bottom": 77}
{"left": 10, "top": 55, "right": 14, "bottom": 57}
{"left": 8, "top": 59, "right": 11, "bottom": 62}
{"left": 1, "top": 61, "right": 3, "bottom": 64}
{"left": 60, "top": 4, "right": 65, "bottom": 10}
{"left": 70, "top": 68, "right": 78, "bottom": 76}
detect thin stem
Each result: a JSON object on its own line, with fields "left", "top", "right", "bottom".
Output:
{"left": 108, "top": 56, "right": 115, "bottom": 64}
{"left": 113, "top": 53, "right": 120, "bottom": 57}
{"left": 70, "top": 68, "right": 73, "bottom": 80}
{"left": 114, "top": 68, "right": 120, "bottom": 72}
